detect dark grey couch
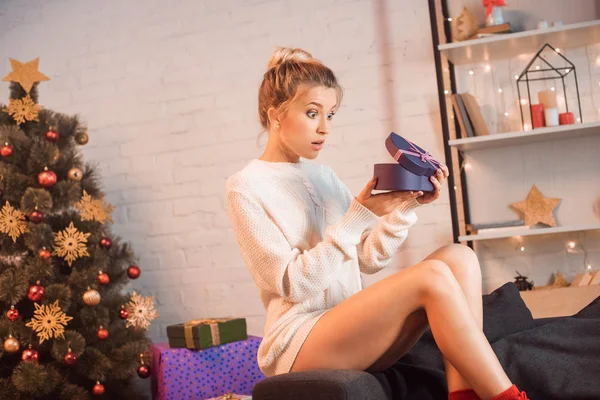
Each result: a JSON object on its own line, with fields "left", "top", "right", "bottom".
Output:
{"left": 252, "top": 282, "right": 595, "bottom": 400}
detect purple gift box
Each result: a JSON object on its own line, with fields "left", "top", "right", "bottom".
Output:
{"left": 373, "top": 132, "right": 442, "bottom": 192}
{"left": 151, "top": 336, "right": 266, "bottom": 400}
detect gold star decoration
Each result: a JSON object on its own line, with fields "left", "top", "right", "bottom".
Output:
{"left": 0, "top": 201, "right": 28, "bottom": 242}
{"left": 552, "top": 272, "right": 570, "bottom": 288}
{"left": 126, "top": 291, "right": 159, "bottom": 331}
{"left": 25, "top": 300, "right": 73, "bottom": 344}
{"left": 4, "top": 94, "right": 40, "bottom": 125}
{"left": 511, "top": 185, "right": 561, "bottom": 227}
{"left": 52, "top": 222, "right": 91, "bottom": 267}
{"left": 2, "top": 58, "right": 50, "bottom": 93}
{"left": 75, "top": 190, "right": 114, "bottom": 224}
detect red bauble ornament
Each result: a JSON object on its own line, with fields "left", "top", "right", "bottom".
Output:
{"left": 22, "top": 345, "right": 39, "bottom": 362}
{"left": 28, "top": 281, "right": 44, "bottom": 302}
{"left": 97, "top": 271, "right": 110, "bottom": 285}
{"left": 92, "top": 382, "right": 105, "bottom": 395}
{"left": 127, "top": 265, "right": 141, "bottom": 279}
{"left": 64, "top": 350, "right": 77, "bottom": 365}
{"left": 38, "top": 167, "right": 57, "bottom": 189}
{"left": 99, "top": 237, "right": 112, "bottom": 249}
{"left": 6, "top": 305, "right": 19, "bottom": 321}
{"left": 39, "top": 248, "right": 52, "bottom": 261}
{"left": 29, "top": 209, "right": 44, "bottom": 224}
{"left": 46, "top": 130, "right": 59, "bottom": 142}
{"left": 97, "top": 326, "right": 109, "bottom": 340}
{"left": 1, "top": 143, "right": 13, "bottom": 157}
{"left": 137, "top": 364, "right": 151, "bottom": 379}
{"left": 119, "top": 306, "right": 129, "bottom": 320}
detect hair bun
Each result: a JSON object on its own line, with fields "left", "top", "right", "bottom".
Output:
{"left": 268, "top": 47, "right": 314, "bottom": 69}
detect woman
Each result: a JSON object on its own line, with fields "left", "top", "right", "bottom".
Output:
{"left": 226, "top": 47, "right": 528, "bottom": 400}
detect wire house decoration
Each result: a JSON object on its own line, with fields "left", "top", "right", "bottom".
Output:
{"left": 516, "top": 43, "right": 582, "bottom": 130}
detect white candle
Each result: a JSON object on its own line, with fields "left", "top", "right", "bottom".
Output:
{"left": 544, "top": 107, "right": 559, "bottom": 126}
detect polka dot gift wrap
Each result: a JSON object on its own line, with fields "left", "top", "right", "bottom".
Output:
{"left": 151, "top": 336, "right": 265, "bottom": 399}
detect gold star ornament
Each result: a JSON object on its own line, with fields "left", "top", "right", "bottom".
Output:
{"left": 4, "top": 94, "right": 40, "bottom": 125}
{"left": 0, "top": 201, "right": 28, "bottom": 242}
{"left": 126, "top": 291, "right": 159, "bottom": 331}
{"left": 2, "top": 58, "right": 50, "bottom": 93}
{"left": 511, "top": 185, "right": 561, "bottom": 227}
{"left": 52, "top": 222, "right": 91, "bottom": 266}
{"left": 75, "top": 190, "right": 114, "bottom": 224}
{"left": 25, "top": 300, "right": 73, "bottom": 344}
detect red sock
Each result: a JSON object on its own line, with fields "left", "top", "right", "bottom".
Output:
{"left": 492, "top": 384, "right": 529, "bottom": 400}
{"left": 448, "top": 388, "right": 480, "bottom": 400}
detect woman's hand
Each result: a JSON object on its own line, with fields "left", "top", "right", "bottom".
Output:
{"left": 356, "top": 177, "right": 423, "bottom": 217}
{"left": 417, "top": 165, "right": 450, "bottom": 205}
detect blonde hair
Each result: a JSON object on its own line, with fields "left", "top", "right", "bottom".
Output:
{"left": 258, "top": 47, "right": 343, "bottom": 131}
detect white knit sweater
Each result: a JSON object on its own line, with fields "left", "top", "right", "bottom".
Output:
{"left": 225, "top": 158, "right": 420, "bottom": 377}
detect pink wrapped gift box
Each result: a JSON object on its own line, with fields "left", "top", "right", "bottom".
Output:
{"left": 151, "top": 336, "right": 265, "bottom": 400}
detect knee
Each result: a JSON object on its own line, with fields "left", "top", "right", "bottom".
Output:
{"left": 437, "top": 244, "right": 480, "bottom": 278}
{"left": 419, "top": 259, "right": 461, "bottom": 300}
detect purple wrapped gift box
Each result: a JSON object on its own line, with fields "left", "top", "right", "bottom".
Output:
{"left": 151, "top": 336, "right": 265, "bottom": 400}
{"left": 373, "top": 132, "right": 442, "bottom": 192}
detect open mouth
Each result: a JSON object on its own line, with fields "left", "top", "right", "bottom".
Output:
{"left": 311, "top": 140, "right": 324, "bottom": 145}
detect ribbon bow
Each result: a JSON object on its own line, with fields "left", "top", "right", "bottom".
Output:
{"left": 393, "top": 138, "right": 441, "bottom": 171}
{"left": 482, "top": 0, "right": 506, "bottom": 17}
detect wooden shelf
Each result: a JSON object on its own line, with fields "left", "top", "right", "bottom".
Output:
{"left": 448, "top": 121, "right": 600, "bottom": 151}
{"left": 520, "top": 285, "right": 600, "bottom": 318}
{"left": 439, "top": 20, "right": 600, "bottom": 65}
{"left": 458, "top": 223, "right": 600, "bottom": 242}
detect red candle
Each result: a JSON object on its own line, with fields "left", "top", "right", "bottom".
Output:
{"left": 531, "top": 104, "right": 545, "bottom": 128}
{"left": 559, "top": 112, "right": 575, "bottom": 125}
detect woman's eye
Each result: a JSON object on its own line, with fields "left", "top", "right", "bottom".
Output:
{"left": 327, "top": 113, "right": 335, "bottom": 120}
{"left": 307, "top": 111, "right": 317, "bottom": 118}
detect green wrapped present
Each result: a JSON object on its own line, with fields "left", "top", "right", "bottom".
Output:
{"left": 166, "top": 318, "right": 247, "bottom": 349}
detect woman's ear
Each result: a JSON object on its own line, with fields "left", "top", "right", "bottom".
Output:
{"left": 267, "top": 107, "right": 279, "bottom": 129}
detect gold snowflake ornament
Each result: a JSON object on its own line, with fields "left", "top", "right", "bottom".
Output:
{"left": 75, "top": 190, "right": 114, "bottom": 224}
{"left": 126, "top": 291, "right": 159, "bottom": 331}
{"left": 25, "top": 300, "right": 73, "bottom": 344}
{"left": 4, "top": 94, "right": 40, "bottom": 125}
{"left": 0, "top": 201, "right": 28, "bottom": 242}
{"left": 53, "top": 222, "right": 91, "bottom": 267}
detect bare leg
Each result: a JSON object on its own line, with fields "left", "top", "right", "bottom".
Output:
{"left": 290, "top": 259, "right": 513, "bottom": 400}
{"left": 424, "top": 244, "right": 484, "bottom": 392}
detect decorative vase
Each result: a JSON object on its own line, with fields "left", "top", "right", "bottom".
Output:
{"left": 486, "top": 6, "right": 504, "bottom": 27}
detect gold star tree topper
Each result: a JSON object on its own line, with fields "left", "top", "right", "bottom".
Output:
{"left": 4, "top": 94, "right": 40, "bottom": 125}
{"left": 2, "top": 58, "right": 50, "bottom": 93}
{"left": 126, "top": 291, "right": 159, "bottom": 331}
{"left": 25, "top": 300, "right": 73, "bottom": 343}
{"left": 511, "top": 185, "right": 561, "bottom": 227}
{"left": 0, "top": 201, "right": 28, "bottom": 242}
{"left": 75, "top": 190, "right": 114, "bottom": 224}
{"left": 52, "top": 222, "right": 91, "bottom": 266}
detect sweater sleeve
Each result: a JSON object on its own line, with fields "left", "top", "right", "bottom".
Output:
{"left": 327, "top": 167, "right": 420, "bottom": 275}
{"left": 226, "top": 188, "right": 378, "bottom": 304}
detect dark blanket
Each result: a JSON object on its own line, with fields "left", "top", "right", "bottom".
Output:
{"left": 372, "top": 283, "right": 600, "bottom": 400}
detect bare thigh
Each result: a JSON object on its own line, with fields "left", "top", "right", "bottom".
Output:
{"left": 290, "top": 259, "right": 445, "bottom": 373}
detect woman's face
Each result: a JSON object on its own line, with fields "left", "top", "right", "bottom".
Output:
{"left": 272, "top": 85, "right": 338, "bottom": 161}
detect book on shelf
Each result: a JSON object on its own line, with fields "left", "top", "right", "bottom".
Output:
{"left": 451, "top": 94, "right": 475, "bottom": 138}
{"left": 475, "top": 225, "right": 530, "bottom": 234}
{"left": 477, "top": 23, "right": 512, "bottom": 34}
{"left": 460, "top": 93, "right": 490, "bottom": 136}
{"left": 470, "top": 220, "right": 526, "bottom": 230}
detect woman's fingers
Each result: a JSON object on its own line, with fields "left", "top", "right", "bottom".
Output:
{"left": 359, "top": 177, "right": 377, "bottom": 200}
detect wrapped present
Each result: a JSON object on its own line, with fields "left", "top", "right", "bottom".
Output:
{"left": 374, "top": 132, "right": 442, "bottom": 192}
{"left": 206, "top": 393, "right": 252, "bottom": 400}
{"left": 151, "top": 336, "right": 265, "bottom": 400}
{"left": 166, "top": 317, "right": 247, "bottom": 349}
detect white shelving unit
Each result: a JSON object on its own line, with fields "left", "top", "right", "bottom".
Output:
{"left": 459, "top": 223, "right": 600, "bottom": 242}
{"left": 439, "top": 20, "right": 600, "bottom": 65}
{"left": 449, "top": 120, "right": 600, "bottom": 151}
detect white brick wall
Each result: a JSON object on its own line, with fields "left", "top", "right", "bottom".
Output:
{"left": 9, "top": 0, "right": 572, "bottom": 345}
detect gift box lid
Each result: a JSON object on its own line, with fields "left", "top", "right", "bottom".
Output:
{"left": 384, "top": 132, "right": 441, "bottom": 176}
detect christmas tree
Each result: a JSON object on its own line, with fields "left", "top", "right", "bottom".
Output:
{"left": 0, "top": 58, "right": 158, "bottom": 399}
